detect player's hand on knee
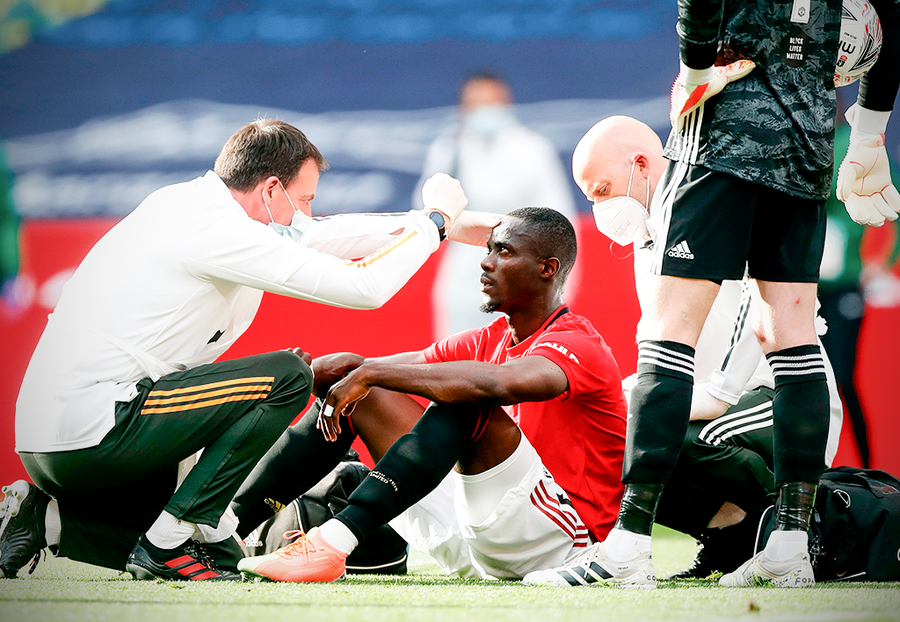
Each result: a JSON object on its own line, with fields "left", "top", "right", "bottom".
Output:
{"left": 670, "top": 59, "right": 755, "bottom": 133}
{"left": 447, "top": 211, "right": 502, "bottom": 247}
{"left": 422, "top": 173, "right": 468, "bottom": 224}
{"left": 311, "top": 352, "right": 365, "bottom": 397}
{"left": 837, "top": 105, "right": 900, "bottom": 227}
{"left": 319, "top": 369, "right": 371, "bottom": 441}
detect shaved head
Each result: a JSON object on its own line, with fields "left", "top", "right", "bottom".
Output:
{"left": 572, "top": 116, "right": 666, "bottom": 209}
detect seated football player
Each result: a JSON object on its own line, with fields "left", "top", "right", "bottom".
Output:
{"left": 230, "top": 207, "right": 630, "bottom": 581}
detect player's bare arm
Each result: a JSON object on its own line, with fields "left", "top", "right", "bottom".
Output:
{"left": 318, "top": 354, "right": 568, "bottom": 441}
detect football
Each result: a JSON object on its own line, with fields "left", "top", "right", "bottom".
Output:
{"left": 834, "top": 0, "right": 882, "bottom": 87}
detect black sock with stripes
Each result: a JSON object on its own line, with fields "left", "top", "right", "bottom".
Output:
{"left": 767, "top": 344, "right": 830, "bottom": 485}
{"left": 618, "top": 340, "right": 694, "bottom": 533}
{"left": 335, "top": 402, "right": 481, "bottom": 542}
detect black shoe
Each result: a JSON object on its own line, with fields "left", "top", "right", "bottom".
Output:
{"left": 0, "top": 481, "right": 50, "bottom": 579}
{"left": 666, "top": 518, "right": 760, "bottom": 580}
{"left": 667, "top": 541, "right": 717, "bottom": 579}
{"left": 126, "top": 536, "right": 242, "bottom": 581}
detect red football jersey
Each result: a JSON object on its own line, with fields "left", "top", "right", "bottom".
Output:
{"left": 423, "top": 305, "right": 627, "bottom": 542}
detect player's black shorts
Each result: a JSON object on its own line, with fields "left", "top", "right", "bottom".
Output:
{"left": 650, "top": 161, "right": 826, "bottom": 283}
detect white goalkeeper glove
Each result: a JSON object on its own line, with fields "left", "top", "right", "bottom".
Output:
{"left": 446, "top": 211, "right": 502, "bottom": 247}
{"left": 836, "top": 104, "right": 900, "bottom": 227}
{"left": 421, "top": 173, "right": 468, "bottom": 225}
{"left": 670, "top": 59, "right": 755, "bottom": 133}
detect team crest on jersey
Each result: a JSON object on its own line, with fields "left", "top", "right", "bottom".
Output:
{"left": 667, "top": 240, "right": 695, "bottom": 260}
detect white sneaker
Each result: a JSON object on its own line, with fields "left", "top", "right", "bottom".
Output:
{"left": 522, "top": 542, "right": 656, "bottom": 589}
{"left": 719, "top": 550, "right": 815, "bottom": 588}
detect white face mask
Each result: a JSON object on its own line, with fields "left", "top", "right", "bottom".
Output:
{"left": 591, "top": 159, "right": 650, "bottom": 247}
{"left": 264, "top": 180, "right": 311, "bottom": 242}
{"left": 463, "top": 105, "right": 515, "bottom": 138}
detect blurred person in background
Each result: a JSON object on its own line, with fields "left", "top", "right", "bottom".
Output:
{"left": 415, "top": 70, "right": 578, "bottom": 339}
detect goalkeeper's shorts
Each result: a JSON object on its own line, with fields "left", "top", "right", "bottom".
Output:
{"left": 650, "top": 162, "right": 825, "bottom": 283}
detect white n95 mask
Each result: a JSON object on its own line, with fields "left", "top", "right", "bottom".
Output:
{"left": 591, "top": 159, "right": 650, "bottom": 246}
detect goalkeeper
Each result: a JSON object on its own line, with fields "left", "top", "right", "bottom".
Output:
{"left": 527, "top": 0, "right": 900, "bottom": 589}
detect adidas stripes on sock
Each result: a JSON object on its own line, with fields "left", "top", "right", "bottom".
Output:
{"left": 767, "top": 345, "right": 829, "bottom": 486}
{"left": 623, "top": 340, "right": 695, "bottom": 485}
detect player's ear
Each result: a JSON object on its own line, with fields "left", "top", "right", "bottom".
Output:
{"left": 540, "top": 257, "right": 560, "bottom": 280}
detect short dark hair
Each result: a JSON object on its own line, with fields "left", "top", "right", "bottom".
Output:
{"left": 214, "top": 119, "right": 329, "bottom": 192}
{"left": 508, "top": 207, "right": 577, "bottom": 280}
{"left": 458, "top": 69, "right": 510, "bottom": 101}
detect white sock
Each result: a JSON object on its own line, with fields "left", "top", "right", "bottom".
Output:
{"left": 764, "top": 530, "right": 808, "bottom": 562}
{"left": 44, "top": 499, "right": 61, "bottom": 547}
{"left": 145, "top": 511, "right": 196, "bottom": 550}
{"left": 603, "top": 527, "right": 652, "bottom": 561}
{"left": 316, "top": 519, "right": 358, "bottom": 555}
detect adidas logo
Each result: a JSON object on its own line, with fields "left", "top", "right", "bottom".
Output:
{"left": 666, "top": 240, "right": 694, "bottom": 260}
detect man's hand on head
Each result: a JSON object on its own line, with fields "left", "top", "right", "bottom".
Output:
{"left": 447, "top": 211, "right": 502, "bottom": 246}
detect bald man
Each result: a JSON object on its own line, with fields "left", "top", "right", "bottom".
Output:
{"left": 524, "top": 116, "right": 843, "bottom": 585}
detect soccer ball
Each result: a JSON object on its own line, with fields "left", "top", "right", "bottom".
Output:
{"left": 834, "top": 0, "right": 882, "bottom": 87}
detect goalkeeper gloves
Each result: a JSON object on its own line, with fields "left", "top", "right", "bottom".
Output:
{"left": 670, "top": 59, "right": 755, "bottom": 133}
{"left": 837, "top": 104, "right": 900, "bottom": 227}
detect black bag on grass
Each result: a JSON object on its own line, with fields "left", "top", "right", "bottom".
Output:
{"left": 244, "top": 451, "right": 409, "bottom": 575}
{"left": 755, "top": 467, "right": 900, "bottom": 582}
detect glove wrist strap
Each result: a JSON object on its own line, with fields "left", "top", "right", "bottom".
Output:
{"left": 680, "top": 62, "right": 713, "bottom": 88}
{"left": 846, "top": 103, "right": 891, "bottom": 136}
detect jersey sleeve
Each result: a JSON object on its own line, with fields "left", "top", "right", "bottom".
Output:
{"left": 423, "top": 327, "right": 484, "bottom": 363}
{"left": 301, "top": 211, "right": 420, "bottom": 259}
{"left": 528, "top": 328, "right": 615, "bottom": 402}
{"left": 859, "top": 0, "right": 900, "bottom": 111}
{"left": 186, "top": 208, "right": 441, "bottom": 310}
{"left": 677, "top": 0, "right": 722, "bottom": 68}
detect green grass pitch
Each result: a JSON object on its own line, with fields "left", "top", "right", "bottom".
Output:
{"left": 1, "top": 526, "right": 898, "bottom": 622}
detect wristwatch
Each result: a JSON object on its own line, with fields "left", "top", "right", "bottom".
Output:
{"left": 427, "top": 211, "right": 447, "bottom": 242}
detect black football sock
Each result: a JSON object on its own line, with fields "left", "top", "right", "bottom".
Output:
{"left": 623, "top": 340, "right": 695, "bottom": 485}
{"left": 767, "top": 345, "right": 829, "bottom": 486}
{"left": 231, "top": 400, "right": 355, "bottom": 539}
{"left": 334, "top": 402, "right": 483, "bottom": 542}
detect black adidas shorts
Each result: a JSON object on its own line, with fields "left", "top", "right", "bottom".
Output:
{"left": 651, "top": 162, "right": 826, "bottom": 283}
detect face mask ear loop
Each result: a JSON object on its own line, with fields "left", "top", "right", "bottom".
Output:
{"left": 643, "top": 171, "right": 651, "bottom": 216}
{"left": 262, "top": 188, "right": 276, "bottom": 225}
{"left": 625, "top": 158, "right": 636, "bottom": 200}
{"left": 608, "top": 239, "right": 635, "bottom": 260}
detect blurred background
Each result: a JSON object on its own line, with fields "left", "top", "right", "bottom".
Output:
{"left": 1, "top": 0, "right": 898, "bottom": 479}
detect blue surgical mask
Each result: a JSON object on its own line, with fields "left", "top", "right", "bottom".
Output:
{"left": 265, "top": 180, "right": 311, "bottom": 242}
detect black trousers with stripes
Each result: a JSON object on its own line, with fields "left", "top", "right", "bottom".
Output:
{"left": 654, "top": 386, "right": 776, "bottom": 538}
{"left": 20, "top": 351, "right": 312, "bottom": 571}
